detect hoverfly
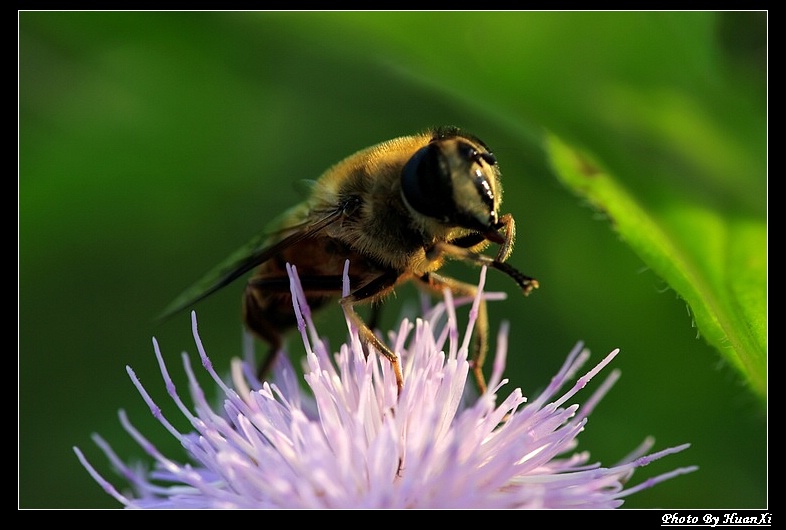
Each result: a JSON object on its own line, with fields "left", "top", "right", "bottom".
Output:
{"left": 160, "top": 127, "right": 538, "bottom": 394}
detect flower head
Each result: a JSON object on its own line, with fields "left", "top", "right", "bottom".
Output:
{"left": 75, "top": 263, "right": 696, "bottom": 508}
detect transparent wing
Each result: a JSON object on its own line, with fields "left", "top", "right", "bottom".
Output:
{"left": 157, "top": 206, "right": 345, "bottom": 322}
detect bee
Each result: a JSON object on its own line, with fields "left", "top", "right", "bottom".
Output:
{"left": 160, "top": 126, "right": 538, "bottom": 394}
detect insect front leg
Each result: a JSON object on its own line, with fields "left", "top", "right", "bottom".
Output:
{"left": 494, "top": 213, "right": 516, "bottom": 263}
{"left": 428, "top": 240, "right": 539, "bottom": 296}
{"left": 448, "top": 213, "right": 517, "bottom": 263}
{"left": 422, "top": 231, "right": 538, "bottom": 394}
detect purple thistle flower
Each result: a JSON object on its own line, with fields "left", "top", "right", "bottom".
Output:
{"left": 74, "top": 263, "right": 696, "bottom": 508}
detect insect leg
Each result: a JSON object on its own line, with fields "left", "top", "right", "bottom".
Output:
{"left": 427, "top": 240, "right": 539, "bottom": 296}
{"left": 414, "top": 272, "right": 491, "bottom": 394}
{"left": 339, "top": 269, "right": 405, "bottom": 394}
{"left": 450, "top": 213, "right": 516, "bottom": 263}
{"left": 422, "top": 227, "right": 537, "bottom": 393}
{"left": 243, "top": 284, "right": 285, "bottom": 381}
{"left": 494, "top": 213, "right": 516, "bottom": 263}
{"left": 245, "top": 274, "right": 346, "bottom": 380}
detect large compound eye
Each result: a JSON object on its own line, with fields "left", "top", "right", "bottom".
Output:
{"left": 401, "top": 133, "right": 503, "bottom": 233}
{"left": 400, "top": 143, "right": 456, "bottom": 222}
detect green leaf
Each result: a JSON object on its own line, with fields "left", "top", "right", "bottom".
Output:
{"left": 547, "top": 134, "right": 766, "bottom": 399}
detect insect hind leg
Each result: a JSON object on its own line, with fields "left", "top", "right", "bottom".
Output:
{"left": 244, "top": 273, "right": 346, "bottom": 381}
{"left": 243, "top": 284, "right": 287, "bottom": 381}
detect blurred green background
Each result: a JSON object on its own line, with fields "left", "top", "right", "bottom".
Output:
{"left": 19, "top": 11, "right": 766, "bottom": 509}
